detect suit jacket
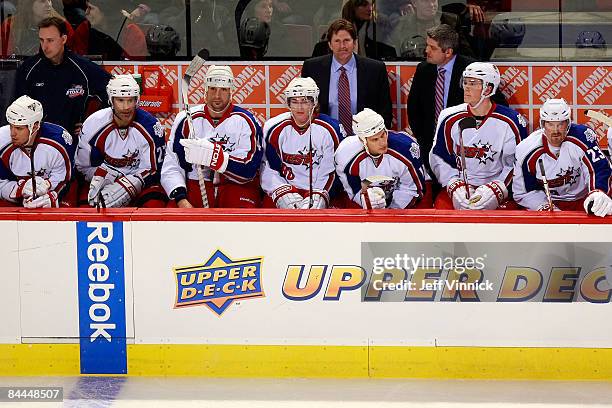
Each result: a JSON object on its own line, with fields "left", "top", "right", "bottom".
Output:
{"left": 301, "top": 53, "right": 393, "bottom": 129}
{"left": 407, "top": 54, "right": 507, "bottom": 172}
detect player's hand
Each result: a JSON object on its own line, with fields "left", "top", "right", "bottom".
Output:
{"left": 584, "top": 190, "right": 612, "bottom": 217}
{"left": 447, "top": 178, "right": 474, "bottom": 210}
{"left": 298, "top": 190, "right": 329, "bottom": 209}
{"left": 21, "top": 176, "right": 51, "bottom": 200}
{"left": 23, "top": 191, "right": 58, "bottom": 208}
{"left": 180, "top": 138, "right": 229, "bottom": 173}
{"left": 177, "top": 199, "right": 193, "bottom": 208}
{"left": 361, "top": 186, "right": 386, "bottom": 209}
{"left": 469, "top": 181, "right": 508, "bottom": 210}
{"left": 88, "top": 164, "right": 122, "bottom": 205}
{"left": 272, "top": 185, "right": 303, "bottom": 209}
{"left": 99, "top": 175, "right": 143, "bottom": 208}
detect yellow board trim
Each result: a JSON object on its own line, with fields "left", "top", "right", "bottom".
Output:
{"left": 1, "top": 344, "right": 611, "bottom": 380}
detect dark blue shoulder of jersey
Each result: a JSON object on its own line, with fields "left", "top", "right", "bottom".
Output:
{"left": 39, "top": 122, "right": 77, "bottom": 161}
{"left": 317, "top": 113, "right": 344, "bottom": 144}
{"left": 494, "top": 104, "right": 529, "bottom": 141}
{"left": 388, "top": 131, "right": 423, "bottom": 169}
{"left": 134, "top": 108, "right": 167, "bottom": 184}
{"left": 567, "top": 123, "right": 611, "bottom": 193}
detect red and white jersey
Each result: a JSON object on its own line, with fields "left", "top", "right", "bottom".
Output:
{"left": 76, "top": 107, "right": 166, "bottom": 185}
{"left": 0, "top": 122, "right": 76, "bottom": 203}
{"left": 261, "top": 112, "right": 343, "bottom": 195}
{"left": 430, "top": 102, "right": 528, "bottom": 188}
{"left": 335, "top": 132, "right": 425, "bottom": 208}
{"left": 513, "top": 124, "right": 612, "bottom": 210}
{"left": 161, "top": 104, "right": 262, "bottom": 196}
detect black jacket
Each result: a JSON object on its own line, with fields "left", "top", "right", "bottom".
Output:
{"left": 301, "top": 53, "right": 393, "bottom": 129}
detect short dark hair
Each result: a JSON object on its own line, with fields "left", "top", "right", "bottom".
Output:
{"left": 326, "top": 19, "right": 357, "bottom": 42}
{"left": 426, "top": 24, "right": 459, "bottom": 54}
{"left": 38, "top": 17, "right": 67, "bottom": 37}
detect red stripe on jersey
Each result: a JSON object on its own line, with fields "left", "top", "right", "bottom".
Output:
{"left": 581, "top": 156, "right": 596, "bottom": 191}
{"left": 268, "top": 119, "right": 293, "bottom": 157}
{"left": 387, "top": 148, "right": 424, "bottom": 196}
{"left": 323, "top": 172, "right": 335, "bottom": 192}
{"left": 313, "top": 118, "right": 341, "bottom": 148}
{"left": 565, "top": 136, "right": 589, "bottom": 153}
{"left": 349, "top": 151, "right": 370, "bottom": 176}
{"left": 132, "top": 121, "right": 158, "bottom": 173}
{"left": 526, "top": 147, "right": 547, "bottom": 174}
{"left": 0, "top": 144, "right": 18, "bottom": 169}
{"left": 230, "top": 111, "right": 258, "bottom": 163}
{"left": 490, "top": 112, "right": 522, "bottom": 145}
{"left": 94, "top": 123, "right": 115, "bottom": 154}
{"left": 504, "top": 170, "right": 514, "bottom": 186}
{"left": 443, "top": 111, "right": 470, "bottom": 154}
{"left": 38, "top": 138, "right": 72, "bottom": 193}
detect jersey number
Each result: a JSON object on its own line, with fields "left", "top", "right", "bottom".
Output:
{"left": 587, "top": 146, "right": 606, "bottom": 163}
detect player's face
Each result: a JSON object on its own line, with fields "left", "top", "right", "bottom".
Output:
{"left": 206, "top": 86, "right": 232, "bottom": 113}
{"left": 354, "top": 1, "right": 373, "bottom": 21}
{"left": 543, "top": 120, "right": 569, "bottom": 147}
{"left": 112, "top": 96, "right": 137, "bottom": 122}
{"left": 39, "top": 25, "right": 66, "bottom": 64}
{"left": 10, "top": 124, "right": 36, "bottom": 147}
{"left": 425, "top": 37, "right": 451, "bottom": 65}
{"left": 366, "top": 129, "right": 388, "bottom": 156}
{"left": 462, "top": 77, "right": 483, "bottom": 106}
{"left": 328, "top": 30, "right": 356, "bottom": 65}
{"left": 288, "top": 97, "right": 314, "bottom": 127}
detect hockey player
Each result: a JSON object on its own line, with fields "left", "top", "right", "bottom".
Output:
{"left": 513, "top": 98, "right": 612, "bottom": 216}
{"left": 430, "top": 62, "right": 528, "bottom": 210}
{"left": 335, "top": 108, "right": 426, "bottom": 209}
{"left": 163, "top": 65, "right": 263, "bottom": 208}
{"left": 0, "top": 95, "right": 76, "bottom": 208}
{"left": 261, "top": 77, "right": 343, "bottom": 209}
{"left": 76, "top": 74, "right": 167, "bottom": 208}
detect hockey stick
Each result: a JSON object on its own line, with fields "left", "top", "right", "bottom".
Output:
{"left": 361, "top": 175, "right": 393, "bottom": 210}
{"left": 538, "top": 159, "right": 554, "bottom": 212}
{"left": 585, "top": 110, "right": 612, "bottom": 128}
{"left": 457, "top": 116, "right": 477, "bottom": 199}
{"left": 29, "top": 144, "right": 37, "bottom": 200}
{"left": 181, "top": 49, "right": 210, "bottom": 208}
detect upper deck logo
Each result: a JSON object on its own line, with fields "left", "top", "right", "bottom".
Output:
{"left": 174, "top": 249, "right": 264, "bottom": 316}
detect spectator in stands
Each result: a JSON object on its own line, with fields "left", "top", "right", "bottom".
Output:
{"left": 514, "top": 98, "right": 612, "bottom": 216}
{"left": 14, "top": 16, "right": 111, "bottom": 138}
{"left": 302, "top": 19, "right": 393, "bottom": 132}
{"left": 575, "top": 30, "right": 607, "bottom": 59}
{"left": 0, "top": 95, "right": 76, "bottom": 208}
{"left": 239, "top": 16, "right": 270, "bottom": 59}
{"left": 145, "top": 24, "right": 180, "bottom": 58}
{"left": 0, "top": 0, "right": 82, "bottom": 56}
{"left": 76, "top": 74, "right": 167, "bottom": 208}
{"left": 162, "top": 65, "right": 263, "bottom": 208}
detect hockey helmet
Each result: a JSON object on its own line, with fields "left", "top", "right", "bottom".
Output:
{"left": 6, "top": 95, "right": 43, "bottom": 137}
{"left": 106, "top": 74, "right": 140, "bottom": 105}
{"left": 462, "top": 62, "right": 501, "bottom": 96}
{"left": 576, "top": 30, "right": 606, "bottom": 49}
{"left": 353, "top": 108, "right": 386, "bottom": 141}
{"left": 146, "top": 24, "right": 181, "bottom": 57}
{"left": 540, "top": 98, "right": 571, "bottom": 131}
{"left": 205, "top": 65, "right": 234, "bottom": 90}
{"left": 239, "top": 17, "right": 270, "bottom": 56}
{"left": 283, "top": 77, "right": 319, "bottom": 107}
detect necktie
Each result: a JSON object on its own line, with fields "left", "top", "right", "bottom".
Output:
{"left": 338, "top": 66, "right": 353, "bottom": 135}
{"left": 435, "top": 66, "right": 446, "bottom": 121}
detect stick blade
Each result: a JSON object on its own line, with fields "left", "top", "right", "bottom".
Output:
{"left": 184, "top": 48, "right": 209, "bottom": 78}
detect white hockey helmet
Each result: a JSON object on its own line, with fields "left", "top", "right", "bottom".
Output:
{"left": 353, "top": 108, "right": 386, "bottom": 156}
{"left": 462, "top": 62, "right": 501, "bottom": 96}
{"left": 540, "top": 98, "right": 571, "bottom": 132}
{"left": 284, "top": 77, "right": 319, "bottom": 107}
{"left": 205, "top": 65, "right": 234, "bottom": 90}
{"left": 106, "top": 74, "right": 140, "bottom": 105}
{"left": 6, "top": 95, "right": 43, "bottom": 139}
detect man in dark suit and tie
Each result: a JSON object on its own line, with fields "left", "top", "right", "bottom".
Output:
{"left": 407, "top": 24, "right": 507, "bottom": 175}
{"left": 301, "top": 19, "right": 393, "bottom": 134}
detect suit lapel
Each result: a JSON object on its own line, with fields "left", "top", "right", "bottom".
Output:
{"left": 320, "top": 55, "right": 332, "bottom": 113}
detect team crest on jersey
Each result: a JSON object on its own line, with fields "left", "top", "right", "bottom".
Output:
{"left": 62, "top": 131, "right": 73, "bottom": 145}
{"left": 282, "top": 147, "right": 323, "bottom": 169}
{"left": 153, "top": 122, "right": 164, "bottom": 139}
{"left": 585, "top": 128, "right": 597, "bottom": 143}
{"left": 458, "top": 140, "right": 498, "bottom": 164}
{"left": 105, "top": 149, "right": 140, "bottom": 169}
{"left": 547, "top": 166, "right": 580, "bottom": 188}
{"left": 517, "top": 114, "right": 527, "bottom": 128}
{"left": 210, "top": 134, "right": 236, "bottom": 152}
{"left": 173, "top": 249, "right": 265, "bottom": 316}
{"left": 409, "top": 143, "right": 420, "bottom": 159}
{"left": 66, "top": 84, "right": 85, "bottom": 98}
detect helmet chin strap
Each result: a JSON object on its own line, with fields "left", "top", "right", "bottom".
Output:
{"left": 362, "top": 130, "right": 386, "bottom": 159}
{"left": 26, "top": 122, "right": 40, "bottom": 147}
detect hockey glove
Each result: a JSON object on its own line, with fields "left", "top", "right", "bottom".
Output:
{"left": 21, "top": 176, "right": 52, "bottom": 200}
{"left": 584, "top": 190, "right": 612, "bottom": 217}
{"left": 469, "top": 181, "right": 508, "bottom": 210}
{"left": 88, "top": 164, "right": 122, "bottom": 206}
{"left": 179, "top": 138, "right": 229, "bottom": 173}
{"left": 271, "top": 185, "right": 303, "bottom": 209}
{"left": 447, "top": 178, "right": 475, "bottom": 210}
{"left": 100, "top": 174, "right": 144, "bottom": 208}
{"left": 298, "top": 190, "right": 329, "bottom": 209}
{"left": 360, "top": 186, "right": 386, "bottom": 209}
{"left": 23, "top": 191, "right": 59, "bottom": 208}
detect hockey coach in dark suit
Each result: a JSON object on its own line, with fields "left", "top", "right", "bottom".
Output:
{"left": 301, "top": 18, "right": 393, "bottom": 134}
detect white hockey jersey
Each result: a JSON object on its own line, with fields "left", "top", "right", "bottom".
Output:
{"left": 0, "top": 122, "right": 76, "bottom": 203}
{"left": 161, "top": 104, "right": 262, "bottom": 196}
{"left": 513, "top": 124, "right": 612, "bottom": 210}
{"left": 261, "top": 112, "right": 343, "bottom": 196}
{"left": 335, "top": 132, "right": 425, "bottom": 208}
{"left": 76, "top": 107, "right": 166, "bottom": 186}
{"left": 430, "top": 102, "right": 528, "bottom": 188}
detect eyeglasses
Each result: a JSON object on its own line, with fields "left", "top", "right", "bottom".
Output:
{"left": 462, "top": 79, "right": 483, "bottom": 88}
{"left": 289, "top": 98, "right": 313, "bottom": 107}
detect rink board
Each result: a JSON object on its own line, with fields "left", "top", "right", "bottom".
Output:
{"left": 0, "top": 209, "right": 611, "bottom": 379}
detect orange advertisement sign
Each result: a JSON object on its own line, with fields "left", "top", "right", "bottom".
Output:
{"left": 498, "top": 65, "right": 530, "bottom": 106}
{"left": 531, "top": 66, "right": 574, "bottom": 104}
{"left": 576, "top": 66, "right": 612, "bottom": 106}
{"left": 232, "top": 65, "right": 267, "bottom": 105}
{"left": 398, "top": 65, "right": 416, "bottom": 106}
{"left": 103, "top": 65, "right": 135, "bottom": 76}
{"left": 268, "top": 65, "right": 302, "bottom": 105}
{"left": 386, "top": 65, "right": 399, "bottom": 106}
{"left": 578, "top": 109, "right": 611, "bottom": 148}
{"left": 244, "top": 107, "right": 268, "bottom": 128}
